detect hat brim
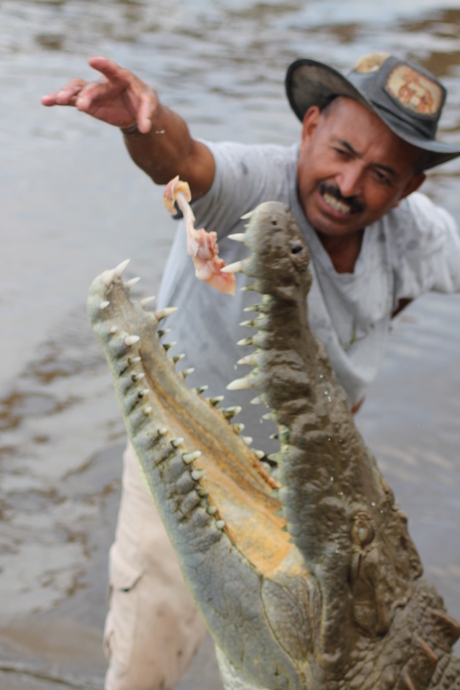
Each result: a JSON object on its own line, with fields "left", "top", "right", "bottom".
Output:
{"left": 285, "top": 58, "right": 460, "bottom": 170}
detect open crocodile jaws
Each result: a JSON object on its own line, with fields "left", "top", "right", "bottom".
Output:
{"left": 88, "top": 202, "right": 460, "bottom": 690}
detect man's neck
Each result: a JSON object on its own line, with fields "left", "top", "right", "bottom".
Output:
{"left": 315, "top": 228, "right": 365, "bottom": 274}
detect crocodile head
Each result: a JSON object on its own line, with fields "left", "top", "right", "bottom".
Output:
{"left": 88, "top": 202, "right": 460, "bottom": 690}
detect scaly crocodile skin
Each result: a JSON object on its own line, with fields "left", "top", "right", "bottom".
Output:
{"left": 88, "top": 202, "right": 460, "bottom": 689}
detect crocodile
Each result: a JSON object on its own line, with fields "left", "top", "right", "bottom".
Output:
{"left": 88, "top": 201, "right": 460, "bottom": 689}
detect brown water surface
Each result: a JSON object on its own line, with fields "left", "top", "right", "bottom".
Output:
{"left": 2, "top": 0, "right": 460, "bottom": 687}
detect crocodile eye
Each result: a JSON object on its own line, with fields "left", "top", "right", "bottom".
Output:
{"left": 352, "top": 518, "right": 374, "bottom": 547}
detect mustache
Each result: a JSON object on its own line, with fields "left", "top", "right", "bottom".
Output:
{"left": 320, "top": 183, "right": 365, "bottom": 214}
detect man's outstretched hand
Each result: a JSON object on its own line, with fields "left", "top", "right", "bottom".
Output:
{"left": 41, "top": 56, "right": 158, "bottom": 133}
{"left": 42, "top": 56, "right": 215, "bottom": 196}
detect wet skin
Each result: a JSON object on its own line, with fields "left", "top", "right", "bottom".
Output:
{"left": 296, "top": 97, "right": 426, "bottom": 273}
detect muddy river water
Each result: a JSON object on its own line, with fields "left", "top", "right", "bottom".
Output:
{"left": 2, "top": 0, "right": 460, "bottom": 687}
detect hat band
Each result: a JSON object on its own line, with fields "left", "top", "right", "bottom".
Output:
{"left": 371, "top": 100, "right": 435, "bottom": 141}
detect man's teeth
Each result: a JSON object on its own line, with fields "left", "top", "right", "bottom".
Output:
{"left": 322, "top": 192, "right": 352, "bottom": 215}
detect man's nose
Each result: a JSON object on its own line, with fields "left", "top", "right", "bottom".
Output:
{"left": 337, "top": 164, "right": 364, "bottom": 198}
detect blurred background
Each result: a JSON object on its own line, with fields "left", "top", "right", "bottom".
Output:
{"left": 2, "top": 0, "right": 460, "bottom": 687}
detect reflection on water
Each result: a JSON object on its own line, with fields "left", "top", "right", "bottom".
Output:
{"left": 2, "top": 0, "right": 460, "bottom": 686}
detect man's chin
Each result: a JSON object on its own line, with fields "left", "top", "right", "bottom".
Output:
{"left": 307, "top": 209, "right": 363, "bottom": 237}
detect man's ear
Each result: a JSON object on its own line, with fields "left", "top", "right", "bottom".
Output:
{"left": 393, "top": 172, "right": 426, "bottom": 207}
{"left": 301, "top": 106, "right": 322, "bottom": 147}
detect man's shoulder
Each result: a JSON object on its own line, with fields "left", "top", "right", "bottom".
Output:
{"left": 383, "top": 191, "right": 454, "bottom": 255}
{"left": 205, "top": 139, "right": 299, "bottom": 169}
{"left": 384, "top": 191, "right": 445, "bottom": 232}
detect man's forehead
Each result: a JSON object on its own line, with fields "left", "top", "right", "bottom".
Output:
{"left": 323, "top": 97, "right": 406, "bottom": 144}
{"left": 323, "top": 96, "right": 385, "bottom": 127}
{"left": 320, "top": 97, "right": 424, "bottom": 172}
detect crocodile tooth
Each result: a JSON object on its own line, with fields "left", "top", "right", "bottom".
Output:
{"left": 131, "top": 373, "right": 145, "bottom": 382}
{"left": 197, "top": 487, "right": 208, "bottom": 497}
{"left": 155, "top": 307, "right": 178, "bottom": 321}
{"left": 163, "top": 342, "right": 176, "bottom": 352}
{"left": 267, "top": 452, "right": 282, "bottom": 463}
{"left": 191, "top": 469, "right": 206, "bottom": 481}
{"left": 157, "top": 427, "right": 167, "bottom": 436}
{"left": 138, "top": 388, "right": 150, "bottom": 398}
{"left": 253, "top": 450, "right": 265, "bottom": 459}
{"left": 124, "top": 335, "right": 140, "bottom": 347}
{"left": 125, "top": 276, "right": 141, "bottom": 288}
{"left": 243, "top": 304, "right": 261, "bottom": 313}
{"left": 279, "top": 426, "right": 291, "bottom": 442}
{"left": 239, "top": 319, "right": 255, "bottom": 328}
{"left": 102, "top": 270, "right": 116, "bottom": 286}
{"left": 114, "top": 259, "right": 130, "bottom": 278}
{"left": 227, "top": 376, "right": 252, "bottom": 391}
{"left": 263, "top": 412, "right": 277, "bottom": 421}
{"left": 241, "top": 282, "right": 259, "bottom": 292}
{"left": 237, "top": 354, "right": 258, "bottom": 366}
{"left": 240, "top": 210, "right": 254, "bottom": 219}
{"left": 222, "top": 406, "right": 242, "bottom": 419}
{"left": 270, "top": 433, "right": 279, "bottom": 440}
{"left": 109, "top": 326, "right": 117, "bottom": 334}
{"left": 207, "top": 505, "right": 218, "bottom": 514}
{"left": 99, "top": 300, "right": 110, "bottom": 310}
{"left": 208, "top": 396, "right": 224, "bottom": 406}
{"left": 173, "top": 354, "right": 185, "bottom": 363}
{"left": 170, "top": 437, "right": 184, "bottom": 448}
{"left": 143, "top": 406, "right": 153, "bottom": 415}
{"left": 242, "top": 436, "right": 253, "bottom": 446}
{"left": 231, "top": 423, "right": 245, "bottom": 433}
{"left": 182, "top": 451, "right": 202, "bottom": 464}
{"left": 139, "top": 295, "right": 156, "bottom": 307}
{"left": 157, "top": 329, "right": 171, "bottom": 338}
{"left": 216, "top": 520, "right": 225, "bottom": 529}
{"left": 250, "top": 396, "right": 264, "bottom": 405}
{"left": 182, "top": 368, "right": 195, "bottom": 378}
{"left": 221, "top": 260, "right": 245, "bottom": 274}
{"left": 228, "top": 233, "right": 246, "bottom": 242}
{"left": 128, "top": 356, "right": 141, "bottom": 363}
{"left": 237, "top": 337, "right": 254, "bottom": 347}
{"left": 195, "top": 385, "right": 208, "bottom": 395}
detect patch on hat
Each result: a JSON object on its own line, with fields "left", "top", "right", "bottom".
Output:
{"left": 353, "top": 53, "right": 390, "bottom": 74}
{"left": 386, "top": 65, "right": 442, "bottom": 117}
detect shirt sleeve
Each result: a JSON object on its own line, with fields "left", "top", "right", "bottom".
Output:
{"left": 390, "top": 192, "right": 460, "bottom": 302}
{"left": 189, "top": 140, "right": 296, "bottom": 239}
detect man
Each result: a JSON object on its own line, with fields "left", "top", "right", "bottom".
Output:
{"left": 42, "top": 52, "right": 460, "bottom": 690}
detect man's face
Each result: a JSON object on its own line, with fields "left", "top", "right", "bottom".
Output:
{"left": 297, "top": 97, "right": 426, "bottom": 237}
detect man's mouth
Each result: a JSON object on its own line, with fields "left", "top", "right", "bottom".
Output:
{"left": 319, "top": 183, "right": 364, "bottom": 216}
{"left": 322, "top": 192, "right": 353, "bottom": 215}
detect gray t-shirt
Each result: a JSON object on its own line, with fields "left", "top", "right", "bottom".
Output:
{"left": 157, "top": 141, "right": 460, "bottom": 453}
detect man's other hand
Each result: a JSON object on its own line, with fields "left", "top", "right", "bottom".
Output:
{"left": 41, "top": 56, "right": 158, "bottom": 133}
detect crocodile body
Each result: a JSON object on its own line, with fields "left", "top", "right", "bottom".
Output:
{"left": 88, "top": 202, "right": 460, "bottom": 689}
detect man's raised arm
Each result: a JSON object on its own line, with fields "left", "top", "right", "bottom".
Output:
{"left": 41, "top": 56, "right": 215, "bottom": 200}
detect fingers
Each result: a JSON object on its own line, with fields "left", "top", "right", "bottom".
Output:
{"left": 137, "top": 91, "right": 159, "bottom": 134}
{"left": 41, "top": 56, "right": 160, "bottom": 132}
{"left": 41, "top": 93, "right": 58, "bottom": 106}
{"left": 74, "top": 79, "right": 112, "bottom": 112}
{"left": 88, "top": 56, "right": 130, "bottom": 86}
{"left": 41, "top": 78, "right": 88, "bottom": 106}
